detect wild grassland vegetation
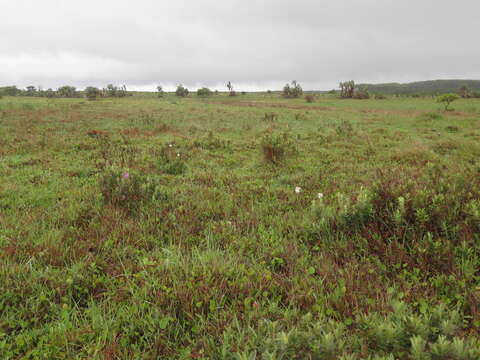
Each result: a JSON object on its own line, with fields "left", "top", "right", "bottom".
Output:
{"left": 0, "top": 90, "right": 479, "bottom": 358}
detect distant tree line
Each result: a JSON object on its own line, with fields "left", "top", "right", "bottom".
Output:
{"left": 0, "top": 84, "right": 131, "bottom": 99}
{"left": 153, "top": 81, "right": 245, "bottom": 98}
{"left": 3, "top": 79, "right": 480, "bottom": 101}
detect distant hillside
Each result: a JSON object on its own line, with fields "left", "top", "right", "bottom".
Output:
{"left": 358, "top": 80, "right": 480, "bottom": 95}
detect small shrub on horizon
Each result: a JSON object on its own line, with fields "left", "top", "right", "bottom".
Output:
{"left": 282, "top": 80, "right": 303, "bottom": 98}
{"left": 353, "top": 86, "right": 370, "bottom": 99}
{"left": 226, "top": 81, "right": 236, "bottom": 96}
{"left": 339, "top": 80, "right": 355, "bottom": 98}
{"left": 104, "top": 84, "right": 128, "bottom": 98}
{"left": 175, "top": 84, "right": 189, "bottom": 97}
{"left": 45, "top": 88, "right": 55, "bottom": 98}
{"left": 57, "top": 85, "right": 78, "bottom": 98}
{"left": 156, "top": 85, "right": 164, "bottom": 97}
{"left": 85, "top": 86, "right": 101, "bottom": 101}
{"left": 197, "top": 87, "right": 213, "bottom": 97}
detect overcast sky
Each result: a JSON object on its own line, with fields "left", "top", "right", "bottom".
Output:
{"left": 1, "top": 0, "right": 479, "bottom": 91}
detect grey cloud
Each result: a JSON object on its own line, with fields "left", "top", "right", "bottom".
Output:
{"left": 1, "top": 0, "right": 479, "bottom": 90}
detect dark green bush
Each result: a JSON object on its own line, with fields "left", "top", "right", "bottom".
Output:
{"left": 175, "top": 84, "right": 189, "bottom": 97}
{"left": 85, "top": 87, "right": 101, "bottom": 101}
{"left": 57, "top": 85, "right": 78, "bottom": 98}
{"left": 197, "top": 87, "right": 212, "bottom": 97}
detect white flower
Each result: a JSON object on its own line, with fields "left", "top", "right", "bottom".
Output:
{"left": 295, "top": 187, "right": 302, "bottom": 194}
{"left": 177, "top": 153, "right": 180, "bottom": 157}
{"left": 168, "top": 144, "right": 173, "bottom": 148}
{"left": 317, "top": 193, "right": 324, "bottom": 199}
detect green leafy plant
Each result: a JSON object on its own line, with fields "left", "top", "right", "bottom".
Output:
{"left": 197, "top": 87, "right": 212, "bottom": 97}
{"left": 437, "top": 93, "right": 459, "bottom": 111}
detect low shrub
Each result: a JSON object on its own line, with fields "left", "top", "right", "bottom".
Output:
{"left": 305, "top": 95, "right": 315, "bottom": 103}
{"left": 309, "top": 166, "right": 480, "bottom": 244}
{"left": 445, "top": 126, "right": 460, "bottom": 133}
{"left": 263, "top": 112, "right": 278, "bottom": 122}
{"left": 210, "top": 301, "right": 479, "bottom": 359}
{"left": 261, "top": 132, "right": 295, "bottom": 164}
{"left": 161, "top": 160, "right": 186, "bottom": 175}
{"left": 422, "top": 112, "right": 443, "bottom": 121}
{"left": 197, "top": 87, "right": 212, "bottom": 97}
{"left": 99, "top": 168, "right": 160, "bottom": 214}
{"left": 156, "top": 143, "right": 187, "bottom": 175}
{"left": 193, "top": 132, "right": 230, "bottom": 151}
{"left": 335, "top": 120, "right": 354, "bottom": 136}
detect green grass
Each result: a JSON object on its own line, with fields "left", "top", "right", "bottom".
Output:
{"left": 1, "top": 93, "right": 479, "bottom": 359}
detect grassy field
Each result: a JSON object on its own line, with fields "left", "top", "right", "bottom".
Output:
{"left": 1, "top": 93, "right": 480, "bottom": 359}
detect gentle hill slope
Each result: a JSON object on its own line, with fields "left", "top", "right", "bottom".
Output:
{"left": 358, "top": 79, "right": 480, "bottom": 95}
